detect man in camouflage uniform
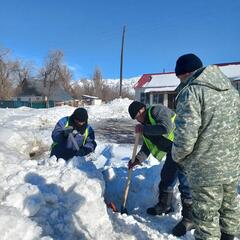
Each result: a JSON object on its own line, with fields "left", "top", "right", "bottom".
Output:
{"left": 172, "top": 53, "right": 240, "bottom": 240}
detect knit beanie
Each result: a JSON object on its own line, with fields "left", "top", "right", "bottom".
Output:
{"left": 72, "top": 107, "right": 88, "bottom": 122}
{"left": 128, "top": 101, "right": 146, "bottom": 119}
{"left": 175, "top": 53, "right": 203, "bottom": 76}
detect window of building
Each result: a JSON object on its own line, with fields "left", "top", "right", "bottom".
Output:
{"left": 140, "top": 92, "right": 145, "bottom": 103}
{"left": 146, "top": 93, "right": 150, "bottom": 104}
{"left": 168, "top": 93, "right": 177, "bottom": 110}
{"left": 152, "top": 93, "right": 163, "bottom": 104}
{"left": 140, "top": 92, "right": 150, "bottom": 104}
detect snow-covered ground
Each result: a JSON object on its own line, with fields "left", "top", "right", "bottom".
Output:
{"left": 0, "top": 98, "right": 239, "bottom": 240}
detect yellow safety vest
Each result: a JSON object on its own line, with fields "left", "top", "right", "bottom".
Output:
{"left": 142, "top": 107, "right": 176, "bottom": 161}
{"left": 51, "top": 117, "right": 89, "bottom": 150}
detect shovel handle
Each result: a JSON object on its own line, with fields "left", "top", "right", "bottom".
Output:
{"left": 69, "top": 132, "right": 80, "bottom": 151}
{"left": 121, "top": 133, "right": 140, "bottom": 210}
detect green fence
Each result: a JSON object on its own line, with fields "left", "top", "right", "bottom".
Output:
{"left": 0, "top": 100, "right": 55, "bottom": 108}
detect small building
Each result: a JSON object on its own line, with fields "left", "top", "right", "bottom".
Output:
{"left": 81, "top": 95, "right": 102, "bottom": 105}
{"left": 1, "top": 79, "right": 80, "bottom": 108}
{"left": 134, "top": 72, "right": 178, "bottom": 109}
{"left": 134, "top": 62, "right": 240, "bottom": 109}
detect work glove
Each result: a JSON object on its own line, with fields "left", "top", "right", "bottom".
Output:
{"left": 128, "top": 151, "right": 147, "bottom": 169}
{"left": 63, "top": 126, "right": 73, "bottom": 137}
{"left": 72, "top": 129, "right": 78, "bottom": 136}
{"left": 135, "top": 124, "right": 144, "bottom": 134}
{"left": 128, "top": 158, "right": 141, "bottom": 169}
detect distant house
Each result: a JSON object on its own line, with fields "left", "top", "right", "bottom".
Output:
{"left": 134, "top": 62, "right": 240, "bottom": 109}
{"left": 14, "top": 80, "right": 76, "bottom": 108}
{"left": 12, "top": 96, "right": 45, "bottom": 102}
{"left": 10, "top": 95, "right": 53, "bottom": 108}
{"left": 81, "top": 95, "right": 102, "bottom": 105}
{"left": 47, "top": 86, "right": 73, "bottom": 102}
{"left": 11, "top": 86, "right": 73, "bottom": 108}
{"left": 31, "top": 78, "right": 74, "bottom": 106}
{"left": 0, "top": 78, "right": 80, "bottom": 108}
{"left": 10, "top": 95, "right": 56, "bottom": 108}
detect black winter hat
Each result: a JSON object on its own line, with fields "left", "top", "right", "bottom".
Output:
{"left": 175, "top": 53, "right": 203, "bottom": 76}
{"left": 128, "top": 101, "right": 146, "bottom": 119}
{"left": 72, "top": 107, "right": 88, "bottom": 122}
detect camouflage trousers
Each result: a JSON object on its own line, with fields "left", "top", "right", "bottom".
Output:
{"left": 192, "top": 178, "right": 240, "bottom": 240}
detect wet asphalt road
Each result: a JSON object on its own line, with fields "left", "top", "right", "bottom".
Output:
{"left": 92, "top": 119, "right": 136, "bottom": 144}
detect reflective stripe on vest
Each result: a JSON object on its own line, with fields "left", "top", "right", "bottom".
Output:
{"left": 142, "top": 107, "right": 176, "bottom": 161}
{"left": 51, "top": 117, "right": 89, "bottom": 150}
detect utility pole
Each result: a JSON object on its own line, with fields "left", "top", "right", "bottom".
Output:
{"left": 119, "top": 25, "right": 126, "bottom": 97}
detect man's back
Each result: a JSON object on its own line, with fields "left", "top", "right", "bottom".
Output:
{"left": 174, "top": 65, "right": 240, "bottom": 186}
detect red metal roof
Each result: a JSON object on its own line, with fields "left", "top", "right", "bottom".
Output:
{"left": 134, "top": 62, "right": 240, "bottom": 89}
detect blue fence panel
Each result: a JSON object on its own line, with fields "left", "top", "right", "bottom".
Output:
{"left": 0, "top": 100, "right": 55, "bottom": 108}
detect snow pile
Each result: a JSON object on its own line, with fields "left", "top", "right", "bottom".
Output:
{"left": 88, "top": 98, "right": 133, "bottom": 121}
{"left": 0, "top": 99, "right": 239, "bottom": 240}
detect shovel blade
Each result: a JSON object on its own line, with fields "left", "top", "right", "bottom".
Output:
{"left": 106, "top": 202, "right": 117, "bottom": 212}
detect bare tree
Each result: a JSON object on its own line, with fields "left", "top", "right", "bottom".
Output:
{"left": 92, "top": 67, "right": 103, "bottom": 98}
{"left": 80, "top": 78, "right": 94, "bottom": 96}
{"left": 0, "top": 60, "right": 14, "bottom": 100}
{"left": 12, "top": 60, "right": 35, "bottom": 96}
{"left": 70, "top": 83, "right": 83, "bottom": 99}
{"left": 101, "top": 81, "right": 134, "bottom": 102}
{"left": 0, "top": 48, "right": 15, "bottom": 100}
{"left": 0, "top": 47, "right": 10, "bottom": 58}
{"left": 39, "top": 50, "right": 72, "bottom": 101}
{"left": 102, "top": 84, "right": 116, "bottom": 102}
{"left": 59, "top": 64, "right": 72, "bottom": 91}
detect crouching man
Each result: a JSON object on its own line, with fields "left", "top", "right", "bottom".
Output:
{"left": 50, "top": 107, "right": 97, "bottom": 161}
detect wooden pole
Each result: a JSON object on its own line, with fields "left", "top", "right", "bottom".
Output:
{"left": 119, "top": 25, "right": 126, "bottom": 97}
{"left": 121, "top": 133, "right": 140, "bottom": 214}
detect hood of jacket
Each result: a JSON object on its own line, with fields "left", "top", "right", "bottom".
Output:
{"left": 176, "top": 65, "right": 233, "bottom": 100}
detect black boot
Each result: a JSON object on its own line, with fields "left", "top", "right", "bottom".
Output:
{"left": 172, "top": 199, "right": 194, "bottom": 237}
{"left": 172, "top": 218, "right": 194, "bottom": 237}
{"left": 220, "top": 232, "right": 235, "bottom": 240}
{"left": 147, "top": 190, "right": 173, "bottom": 215}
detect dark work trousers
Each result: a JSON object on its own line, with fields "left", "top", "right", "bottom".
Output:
{"left": 159, "top": 152, "right": 192, "bottom": 200}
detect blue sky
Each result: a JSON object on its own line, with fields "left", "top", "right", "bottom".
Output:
{"left": 0, "top": 0, "right": 240, "bottom": 79}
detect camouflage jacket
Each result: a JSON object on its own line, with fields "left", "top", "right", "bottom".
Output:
{"left": 172, "top": 65, "right": 240, "bottom": 186}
